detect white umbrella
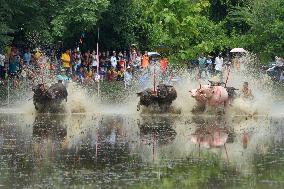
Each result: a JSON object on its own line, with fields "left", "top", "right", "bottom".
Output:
{"left": 148, "top": 52, "right": 161, "bottom": 57}
{"left": 230, "top": 48, "right": 247, "bottom": 53}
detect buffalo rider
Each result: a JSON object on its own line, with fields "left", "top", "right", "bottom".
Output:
{"left": 47, "top": 75, "right": 68, "bottom": 101}
{"left": 240, "top": 82, "right": 254, "bottom": 100}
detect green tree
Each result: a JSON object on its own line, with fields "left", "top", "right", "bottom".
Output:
{"left": 0, "top": 0, "right": 109, "bottom": 49}
{"left": 97, "top": 0, "right": 159, "bottom": 51}
{"left": 229, "top": 0, "right": 284, "bottom": 61}
{"left": 51, "top": 0, "right": 109, "bottom": 44}
{"left": 145, "top": 0, "right": 231, "bottom": 63}
{"left": 208, "top": 0, "right": 246, "bottom": 22}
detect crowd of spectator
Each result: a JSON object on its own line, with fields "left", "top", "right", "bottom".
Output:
{"left": 0, "top": 46, "right": 169, "bottom": 88}
{"left": 6, "top": 45, "right": 282, "bottom": 91}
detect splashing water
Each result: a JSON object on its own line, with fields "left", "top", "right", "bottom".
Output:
{"left": 65, "top": 82, "right": 92, "bottom": 114}
{"left": 168, "top": 53, "right": 277, "bottom": 116}
{"left": 0, "top": 52, "right": 282, "bottom": 118}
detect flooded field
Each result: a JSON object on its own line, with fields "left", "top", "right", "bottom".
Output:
{"left": 1, "top": 112, "right": 284, "bottom": 189}
{"left": 0, "top": 63, "right": 283, "bottom": 189}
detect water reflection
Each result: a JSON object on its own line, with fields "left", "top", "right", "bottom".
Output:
{"left": 0, "top": 113, "right": 284, "bottom": 188}
{"left": 33, "top": 114, "right": 67, "bottom": 142}
{"left": 191, "top": 126, "right": 229, "bottom": 148}
{"left": 71, "top": 116, "right": 132, "bottom": 167}
{"left": 138, "top": 116, "right": 177, "bottom": 146}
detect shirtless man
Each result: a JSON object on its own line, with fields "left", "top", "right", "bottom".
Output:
{"left": 240, "top": 82, "right": 254, "bottom": 100}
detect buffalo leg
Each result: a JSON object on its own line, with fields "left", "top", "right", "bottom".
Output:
{"left": 137, "top": 102, "right": 141, "bottom": 111}
{"left": 192, "top": 104, "right": 206, "bottom": 114}
{"left": 223, "top": 100, "right": 229, "bottom": 114}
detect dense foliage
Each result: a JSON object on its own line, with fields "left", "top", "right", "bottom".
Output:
{"left": 0, "top": 0, "right": 109, "bottom": 48}
{"left": 228, "top": 0, "right": 284, "bottom": 61}
{"left": 0, "top": 0, "right": 283, "bottom": 63}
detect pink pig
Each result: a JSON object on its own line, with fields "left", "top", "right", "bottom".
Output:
{"left": 190, "top": 84, "right": 229, "bottom": 111}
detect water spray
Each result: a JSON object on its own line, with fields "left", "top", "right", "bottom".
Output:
{"left": 96, "top": 27, "right": 100, "bottom": 98}
{"left": 225, "top": 65, "right": 231, "bottom": 87}
{"left": 153, "top": 65, "right": 157, "bottom": 95}
{"left": 40, "top": 63, "right": 44, "bottom": 84}
{"left": 7, "top": 77, "right": 10, "bottom": 108}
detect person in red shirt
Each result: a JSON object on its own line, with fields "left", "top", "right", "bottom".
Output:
{"left": 141, "top": 51, "right": 149, "bottom": 68}
{"left": 160, "top": 57, "right": 168, "bottom": 73}
{"left": 118, "top": 57, "right": 126, "bottom": 71}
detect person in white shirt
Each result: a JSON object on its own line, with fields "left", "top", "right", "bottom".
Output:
{"left": 124, "top": 66, "right": 133, "bottom": 89}
{"left": 110, "top": 51, "right": 117, "bottom": 70}
{"left": 91, "top": 50, "right": 98, "bottom": 72}
{"left": 215, "top": 53, "right": 224, "bottom": 81}
{"left": 0, "top": 51, "right": 5, "bottom": 79}
{"left": 280, "top": 71, "right": 284, "bottom": 83}
{"left": 275, "top": 56, "right": 284, "bottom": 67}
{"left": 0, "top": 52, "right": 5, "bottom": 67}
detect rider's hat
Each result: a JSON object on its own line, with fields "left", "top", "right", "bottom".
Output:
{"left": 57, "top": 75, "right": 64, "bottom": 81}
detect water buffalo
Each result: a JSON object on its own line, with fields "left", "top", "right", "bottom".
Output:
{"left": 190, "top": 81, "right": 238, "bottom": 113}
{"left": 32, "top": 82, "right": 68, "bottom": 113}
{"left": 137, "top": 84, "right": 177, "bottom": 112}
{"left": 208, "top": 80, "right": 238, "bottom": 99}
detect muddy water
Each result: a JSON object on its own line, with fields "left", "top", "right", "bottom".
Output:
{"left": 0, "top": 112, "right": 283, "bottom": 189}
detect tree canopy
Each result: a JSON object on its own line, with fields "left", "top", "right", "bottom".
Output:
{"left": 0, "top": 0, "right": 283, "bottom": 63}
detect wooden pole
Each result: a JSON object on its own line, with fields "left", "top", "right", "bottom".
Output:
{"left": 96, "top": 27, "right": 100, "bottom": 97}
{"left": 152, "top": 132, "right": 156, "bottom": 161}
{"left": 224, "top": 143, "right": 229, "bottom": 162}
{"left": 95, "top": 133, "right": 99, "bottom": 159}
{"left": 40, "top": 64, "right": 44, "bottom": 84}
{"left": 153, "top": 65, "right": 156, "bottom": 94}
{"left": 96, "top": 27, "right": 99, "bottom": 75}
{"left": 225, "top": 65, "right": 231, "bottom": 87}
{"left": 7, "top": 77, "right": 10, "bottom": 108}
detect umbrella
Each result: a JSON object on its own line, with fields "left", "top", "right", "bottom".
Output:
{"left": 230, "top": 48, "right": 247, "bottom": 53}
{"left": 148, "top": 52, "right": 161, "bottom": 57}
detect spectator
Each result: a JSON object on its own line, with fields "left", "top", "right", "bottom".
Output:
{"left": 34, "top": 48, "right": 42, "bottom": 61}
{"left": 111, "top": 51, "right": 117, "bottom": 70}
{"left": 133, "top": 51, "right": 141, "bottom": 69}
{"left": 206, "top": 55, "right": 213, "bottom": 78}
{"left": 77, "top": 67, "right": 85, "bottom": 82}
{"left": 129, "top": 49, "right": 136, "bottom": 65}
{"left": 160, "top": 56, "right": 168, "bottom": 73}
{"left": 117, "top": 68, "right": 124, "bottom": 81}
{"left": 91, "top": 50, "right": 98, "bottom": 73}
{"left": 71, "top": 48, "right": 77, "bottom": 73}
{"left": 215, "top": 53, "right": 224, "bottom": 81}
{"left": 0, "top": 50, "right": 5, "bottom": 79}
{"left": 74, "top": 50, "right": 81, "bottom": 74}
{"left": 82, "top": 51, "right": 88, "bottom": 68}
{"left": 99, "top": 66, "right": 106, "bottom": 80}
{"left": 9, "top": 48, "right": 20, "bottom": 76}
{"left": 240, "top": 82, "right": 254, "bottom": 100}
{"left": 61, "top": 49, "right": 71, "bottom": 77}
{"left": 107, "top": 67, "right": 117, "bottom": 81}
{"left": 106, "top": 51, "right": 111, "bottom": 69}
{"left": 275, "top": 56, "right": 284, "bottom": 67}
{"left": 8, "top": 48, "right": 20, "bottom": 87}
{"left": 124, "top": 66, "right": 132, "bottom": 89}
{"left": 87, "top": 50, "right": 92, "bottom": 66}
{"left": 118, "top": 51, "right": 123, "bottom": 60}
{"left": 123, "top": 51, "right": 129, "bottom": 65}
{"left": 232, "top": 55, "right": 240, "bottom": 71}
{"left": 118, "top": 56, "right": 126, "bottom": 71}
{"left": 23, "top": 48, "right": 32, "bottom": 65}
{"left": 198, "top": 54, "right": 206, "bottom": 78}
{"left": 280, "top": 71, "right": 284, "bottom": 83}
{"left": 141, "top": 51, "right": 149, "bottom": 68}
{"left": 100, "top": 51, "right": 107, "bottom": 73}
